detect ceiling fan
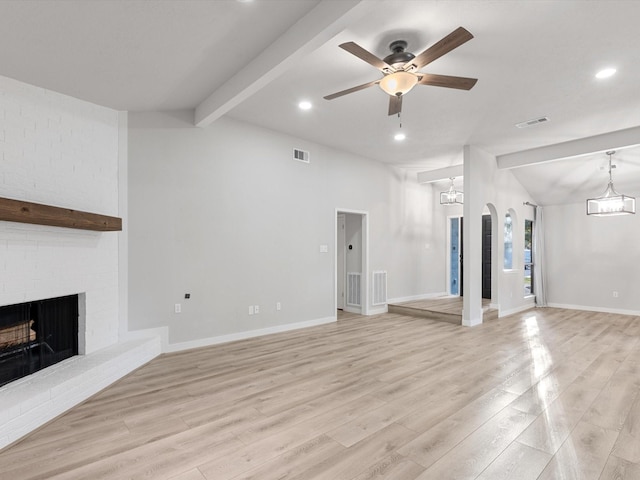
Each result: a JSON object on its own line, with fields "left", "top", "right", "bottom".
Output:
{"left": 324, "top": 27, "right": 478, "bottom": 115}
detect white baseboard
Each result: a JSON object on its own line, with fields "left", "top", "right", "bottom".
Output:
{"left": 343, "top": 306, "right": 362, "bottom": 315}
{"left": 546, "top": 303, "right": 640, "bottom": 317}
{"left": 122, "top": 326, "right": 169, "bottom": 352}
{"left": 387, "top": 292, "right": 448, "bottom": 304}
{"left": 499, "top": 300, "right": 537, "bottom": 318}
{"left": 462, "top": 317, "right": 482, "bottom": 327}
{"left": 165, "top": 316, "right": 337, "bottom": 353}
{"left": 367, "top": 305, "right": 388, "bottom": 315}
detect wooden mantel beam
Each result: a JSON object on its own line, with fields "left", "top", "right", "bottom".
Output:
{"left": 0, "top": 197, "right": 122, "bottom": 232}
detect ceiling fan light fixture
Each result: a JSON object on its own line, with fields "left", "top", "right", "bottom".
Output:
{"left": 379, "top": 71, "right": 418, "bottom": 97}
{"left": 440, "top": 177, "right": 463, "bottom": 205}
{"left": 586, "top": 151, "right": 635, "bottom": 215}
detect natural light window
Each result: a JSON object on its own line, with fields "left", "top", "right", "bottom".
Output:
{"left": 525, "top": 219, "right": 534, "bottom": 295}
{"left": 504, "top": 213, "right": 513, "bottom": 269}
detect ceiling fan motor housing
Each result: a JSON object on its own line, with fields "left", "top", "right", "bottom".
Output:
{"left": 383, "top": 40, "right": 415, "bottom": 68}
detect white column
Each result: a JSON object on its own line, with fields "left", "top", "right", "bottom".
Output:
{"left": 462, "top": 145, "right": 494, "bottom": 326}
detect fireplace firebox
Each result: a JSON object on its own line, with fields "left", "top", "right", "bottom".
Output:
{"left": 0, "top": 294, "right": 79, "bottom": 387}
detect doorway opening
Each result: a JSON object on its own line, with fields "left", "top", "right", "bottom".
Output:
{"left": 337, "top": 214, "right": 345, "bottom": 310}
{"left": 448, "top": 216, "right": 462, "bottom": 296}
{"left": 335, "top": 210, "right": 368, "bottom": 316}
{"left": 481, "top": 214, "right": 492, "bottom": 300}
{"left": 448, "top": 214, "right": 492, "bottom": 299}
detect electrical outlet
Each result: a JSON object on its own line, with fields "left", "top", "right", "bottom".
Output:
{"left": 254, "top": 305, "right": 260, "bottom": 314}
{"left": 174, "top": 303, "right": 181, "bottom": 314}
{"left": 248, "top": 306, "right": 254, "bottom": 315}
{"left": 613, "top": 291, "right": 619, "bottom": 298}
{"left": 276, "top": 302, "right": 281, "bottom": 311}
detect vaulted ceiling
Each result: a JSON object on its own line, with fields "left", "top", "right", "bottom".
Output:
{"left": 0, "top": 0, "right": 638, "bottom": 206}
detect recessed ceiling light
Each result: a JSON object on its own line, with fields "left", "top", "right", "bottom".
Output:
{"left": 394, "top": 132, "right": 406, "bottom": 141}
{"left": 298, "top": 101, "right": 312, "bottom": 110}
{"left": 596, "top": 67, "right": 616, "bottom": 79}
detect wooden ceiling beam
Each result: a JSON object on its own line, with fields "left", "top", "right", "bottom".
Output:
{"left": 194, "top": 0, "right": 371, "bottom": 127}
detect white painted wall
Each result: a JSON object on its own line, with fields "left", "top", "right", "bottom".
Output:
{"left": 545, "top": 201, "right": 640, "bottom": 314}
{"left": 118, "top": 111, "right": 129, "bottom": 339}
{"left": 128, "top": 112, "right": 441, "bottom": 347}
{"left": 0, "top": 74, "right": 121, "bottom": 353}
{"left": 463, "top": 145, "right": 537, "bottom": 324}
{"left": 491, "top": 171, "right": 537, "bottom": 316}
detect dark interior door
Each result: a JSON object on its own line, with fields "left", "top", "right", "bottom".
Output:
{"left": 482, "top": 215, "right": 492, "bottom": 299}
{"left": 458, "top": 215, "right": 491, "bottom": 299}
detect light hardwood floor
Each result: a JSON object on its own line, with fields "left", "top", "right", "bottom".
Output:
{"left": 1, "top": 308, "right": 639, "bottom": 480}
{"left": 387, "top": 297, "right": 495, "bottom": 324}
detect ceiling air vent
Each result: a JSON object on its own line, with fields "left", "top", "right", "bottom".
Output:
{"left": 293, "top": 148, "right": 310, "bottom": 163}
{"left": 515, "top": 116, "right": 550, "bottom": 128}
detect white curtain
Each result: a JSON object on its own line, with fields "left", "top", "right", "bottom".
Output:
{"left": 533, "top": 206, "right": 547, "bottom": 306}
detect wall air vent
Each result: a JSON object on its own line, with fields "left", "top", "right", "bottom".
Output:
{"left": 293, "top": 148, "right": 310, "bottom": 163}
{"left": 515, "top": 117, "right": 550, "bottom": 128}
{"left": 372, "top": 271, "right": 387, "bottom": 306}
{"left": 347, "top": 272, "right": 361, "bottom": 307}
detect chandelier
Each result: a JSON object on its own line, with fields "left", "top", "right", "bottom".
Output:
{"left": 440, "top": 177, "right": 463, "bottom": 205}
{"left": 586, "top": 151, "right": 635, "bottom": 216}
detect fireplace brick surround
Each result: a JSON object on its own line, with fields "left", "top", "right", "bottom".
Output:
{"left": 0, "top": 74, "right": 161, "bottom": 449}
{"left": 0, "top": 335, "right": 160, "bottom": 448}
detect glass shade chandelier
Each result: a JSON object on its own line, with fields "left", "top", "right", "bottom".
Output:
{"left": 586, "top": 151, "right": 636, "bottom": 216}
{"left": 440, "top": 177, "right": 464, "bottom": 205}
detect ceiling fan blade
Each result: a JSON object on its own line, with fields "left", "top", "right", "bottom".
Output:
{"left": 408, "top": 27, "right": 473, "bottom": 70}
{"left": 418, "top": 73, "right": 478, "bottom": 90}
{"left": 324, "top": 79, "right": 380, "bottom": 100}
{"left": 388, "top": 95, "right": 402, "bottom": 116}
{"left": 339, "top": 42, "right": 393, "bottom": 72}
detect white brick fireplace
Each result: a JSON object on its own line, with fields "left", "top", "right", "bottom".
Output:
{"left": 0, "top": 75, "right": 160, "bottom": 448}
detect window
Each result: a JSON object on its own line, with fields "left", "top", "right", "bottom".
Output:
{"left": 524, "top": 219, "right": 534, "bottom": 295}
{"left": 504, "top": 213, "right": 513, "bottom": 269}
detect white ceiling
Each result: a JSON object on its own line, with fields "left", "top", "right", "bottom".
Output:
{"left": 511, "top": 146, "right": 640, "bottom": 206}
{"left": 0, "top": 0, "right": 639, "bottom": 206}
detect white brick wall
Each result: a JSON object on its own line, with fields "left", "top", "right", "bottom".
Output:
{"left": 0, "top": 74, "right": 120, "bottom": 353}
{"left": 0, "top": 75, "right": 162, "bottom": 450}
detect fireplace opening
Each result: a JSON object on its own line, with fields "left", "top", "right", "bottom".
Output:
{"left": 0, "top": 294, "right": 79, "bottom": 387}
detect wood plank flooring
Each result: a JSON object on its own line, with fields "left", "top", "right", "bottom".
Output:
{"left": 388, "top": 296, "right": 497, "bottom": 324}
{"left": 1, "top": 307, "right": 639, "bottom": 480}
